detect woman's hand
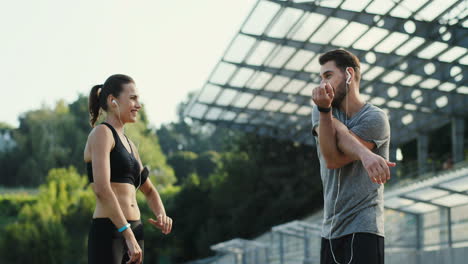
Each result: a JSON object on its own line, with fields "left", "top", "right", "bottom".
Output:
{"left": 149, "top": 214, "right": 173, "bottom": 235}
{"left": 122, "top": 229, "right": 143, "bottom": 264}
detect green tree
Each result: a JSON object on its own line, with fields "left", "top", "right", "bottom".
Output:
{"left": 0, "top": 167, "right": 94, "bottom": 263}
{"left": 167, "top": 151, "right": 198, "bottom": 183}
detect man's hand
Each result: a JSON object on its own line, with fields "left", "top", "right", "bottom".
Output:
{"left": 312, "top": 81, "right": 334, "bottom": 108}
{"left": 360, "top": 152, "right": 396, "bottom": 184}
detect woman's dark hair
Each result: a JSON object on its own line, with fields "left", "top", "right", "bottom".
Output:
{"left": 88, "top": 74, "right": 135, "bottom": 127}
{"left": 319, "top": 49, "right": 361, "bottom": 83}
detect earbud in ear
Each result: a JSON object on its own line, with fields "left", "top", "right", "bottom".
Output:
{"left": 346, "top": 68, "right": 352, "bottom": 84}
{"left": 112, "top": 99, "right": 117, "bottom": 106}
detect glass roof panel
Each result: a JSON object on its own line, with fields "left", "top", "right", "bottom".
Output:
{"left": 362, "top": 66, "right": 385, "bottom": 81}
{"left": 264, "top": 99, "right": 285, "bottom": 112}
{"left": 246, "top": 41, "right": 277, "bottom": 66}
{"left": 417, "top": 41, "right": 449, "bottom": 59}
{"left": 432, "top": 194, "right": 468, "bottom": 207}
{"left": 242, "top": 0, "right": 281, "bottom": 35}
{"left": 417, "top": 0, "right": 459, "bottom": 22}
{"left": 304, "top": 59, "right": 322, "bottom": 73}
{"left": 440, "top": 177, "right": 468, "bottom": 192}
{"left": 267, "top": 7, "right": 304, "bottom": 38}
{"left": 404, "top": 104, "right": 418, "bottom": 111}
{"left": 360, "top": 63, "right": 370, "bottom": 73}
{"left": 285, "top": 50, "right": 316, "bottom": 71}
{"left": 382, "top": 70, "right": 405, "bottom": 84}
{"left": 281, "top": 102, "right": 300, "bottom": 114}
{"left": 374, "top": 32, "right": 410, "bottom": 53}
{"left": 296, "top": 105, "right": 312, "bottom": 116}
{"left": 283, "top": 79, "right": 307, "bottom": 94}
{"left": 216, "top": 89, "right": 238, "bottom": 106}
{"left": 299, "top": 84, "right": 313, "bottom": 96}
{"left": 232, "top": 92, "right": 254, "bottom": 108}
{"left": 235, "top": 113, "right": 250, "bottom": 123}
{"left": 341, "top": 0, "right": 372, "bottom": 12}
{"left": 370, "top": 96, "right": 386, "bottom": 106}
{"left": 309, "top": 17, "right": 349, "bottom": 44}
{"left": 400, "top": 74, "right": 422, "bottom": 86}
{"left": 406, "top": 188, "right": 449, "bottom": 201}
{"left": 389, "top": 1, "right": 415, "bottom": 19}
{"left": 265, "top": 75, "right": 290, "bottom": 92}
{"left": 331, "top": 22, "right": 369, "bottom": 48}
{"left": 401, "top": 113, "right": 414, "bottom": 125}
{"left": 457, "top": 86, "right": 468, "bottom": 94}
{"left": 353, "top": 27, "right": 390, "bottom": 50}
{"left": 225, "top": 35, "right": 257, "bottom": 63}
{"left": 221, "top": 111, "right": 237, "bottom": 121}
{"left": 419, "top": 79, "right": 440, "bottom": 90}
{"left": 205, "top": 107, "right": 223, "bottom": 120}
{"left": 403, "top": 202, "right": 438, "bottom": 214}
{"left": 189, "top": 103, "right": 208, "bottom": 119}
{"left": 438, "top": 46, "right": 468, "bottom": 63}
{"left": 291, "top": 13, "right": 326, "bottom": 41}
{"left": 395, "top": 36, "right": 425, "bottom": 56}
{"left": 316, "top": 0, "right": 341, "bottom": 8}
{"left": 248, "top": 96, "right": 270, "bottom": 110}
{"left": 199, "top": 84, "right": 221, "bottom": 103}
{"left": 210, "top": 62, "right": 237, "bottom": 85}
{"left": 249, "top": 71, "right": 273, "bottom": 89}
{"left": 439, "top": 82, "right": 456, "bottom": 92}
{"left": 459, "top": 55, "right": 468, "bottom": 65}
{"left": 230, "top": 67, "right": 255, "bottom": 87}
{"left": 266, "top": 46, "right": 296, "bottom": 68}
{"left": 387, "top": 100, "right": 403, "bottom": 108}
{"left": 386, "top": 197, "right": 415, "bottom": 208}
{"left": 435, "top": 96, "right": 448, "bottom": 108}
{"left": 366, "top": 0, "right": 396, "bottom": 15}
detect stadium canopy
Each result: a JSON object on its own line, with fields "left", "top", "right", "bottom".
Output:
{"left": 385, "top": 165, "right": 468, "bottom": 215}
{"left": 184, "top": 0, "right": 468, "bottom": 147}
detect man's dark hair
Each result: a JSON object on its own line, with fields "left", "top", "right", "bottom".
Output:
{"left": 319, "top": 49, "right": 361, "bottom": 82}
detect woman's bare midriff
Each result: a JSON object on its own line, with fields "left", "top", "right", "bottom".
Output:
{"left": 91, "top": 182, "right": 141, "bottom": 220}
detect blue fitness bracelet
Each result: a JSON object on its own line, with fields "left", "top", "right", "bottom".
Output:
{"left": 118, "top": 223, "right": 131, "bottom": 232}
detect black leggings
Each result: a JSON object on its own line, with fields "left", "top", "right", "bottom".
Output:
{"left": 88, "top": 218, "right": 144, "bottom": 264}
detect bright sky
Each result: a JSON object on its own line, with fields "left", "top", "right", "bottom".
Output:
{"left": 0, "top": 0, "right": 256, "bottom": 128}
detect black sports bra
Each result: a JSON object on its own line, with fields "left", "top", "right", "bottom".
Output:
{"left": 86, "top": 122, "right": 148, "bottom": 188}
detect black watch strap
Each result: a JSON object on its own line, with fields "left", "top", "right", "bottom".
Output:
{"left": 317, "top": 106, "right": 332, "bottom": 113}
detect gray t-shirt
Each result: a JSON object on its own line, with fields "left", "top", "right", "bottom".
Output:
{"left": 311, "top": 103, "right": 390, "bottom": 239}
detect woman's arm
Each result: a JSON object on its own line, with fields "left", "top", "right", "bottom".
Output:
{"left": 139, "top": 180, "right": 172, "bottom": 234}
{"left": 130, "top": 141, "right": 173, "bottom": 235}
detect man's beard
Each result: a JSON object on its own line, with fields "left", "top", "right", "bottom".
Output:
{"left": 331, "top": 80, "right": 347, "bottom": 108}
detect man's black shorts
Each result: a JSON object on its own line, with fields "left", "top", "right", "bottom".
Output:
{"left": 320, "top": 232, "right": 384, "bottom": 264}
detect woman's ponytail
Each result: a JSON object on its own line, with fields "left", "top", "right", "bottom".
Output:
{"left": 89, "top": 84, "right": 103, "bottom": 127}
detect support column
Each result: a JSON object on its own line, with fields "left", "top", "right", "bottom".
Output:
{"left": 452, "top": 117, "right": 465, "bottom": 163}
{"left": 418, "top": 133, "right": 429, "bottom": 175}
{"left": 416, "top": 214, "right": 424, "bottom": 264}
{"left": 389, "top": 145, "right": 398, "bottom": 182}
{"left": 279, "top": 233, "right": 284, "bottom": 264}
{"left": 303, "top": 228, "right": 312, "bottom": 264}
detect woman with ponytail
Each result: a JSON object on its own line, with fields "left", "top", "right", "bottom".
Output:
{"left": 84, "top": 74, "right": 173, "bottom": 264}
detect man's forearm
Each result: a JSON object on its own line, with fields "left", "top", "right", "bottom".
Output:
{"left": 318, "top": 111, "right": 346, "bottom": 168}
{"left": 334, "top": 119, "right": 371, "bottom": 161}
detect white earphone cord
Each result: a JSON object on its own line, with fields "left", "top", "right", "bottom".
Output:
{"left": 328, "top": 68, "right": 355, "bottom": 264}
